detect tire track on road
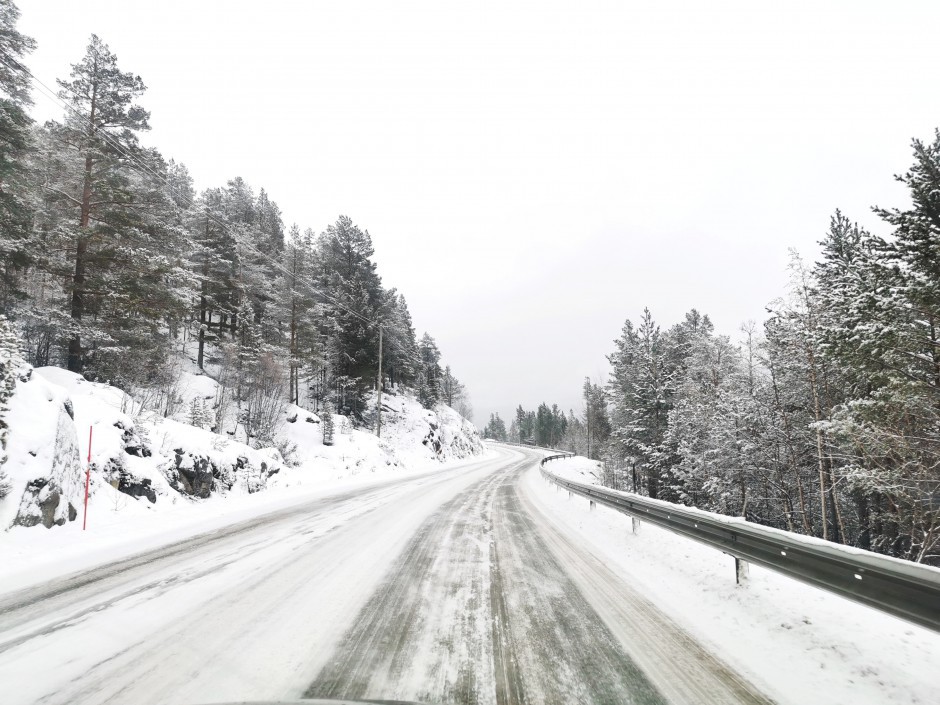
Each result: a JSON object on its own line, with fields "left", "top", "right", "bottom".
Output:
{"left": 305, "top": 453, "right": 667, "bottom": 704}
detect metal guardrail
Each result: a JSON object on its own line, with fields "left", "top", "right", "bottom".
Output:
{"left": 536, "top": 453, "right": 940, "bottom": 633}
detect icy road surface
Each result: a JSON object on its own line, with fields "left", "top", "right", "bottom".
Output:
{"left": 0, "top": 446, "right": 770, "bottom": 705}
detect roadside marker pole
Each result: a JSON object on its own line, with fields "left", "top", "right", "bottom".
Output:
{"left": 82, "top": 426, "right": 92, "bottom": 530}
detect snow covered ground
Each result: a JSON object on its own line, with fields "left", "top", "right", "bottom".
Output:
{"left": 0, "top": 356, "right": 485, "bottom": 591}
{"left": 0, "top": 451, "right": 511, "bottom": 705}
{"left": 528, "top": 455, "right": 940, "bottom": 705}
{"left": 1, "top": 446, "right": 771, "bottom": 705}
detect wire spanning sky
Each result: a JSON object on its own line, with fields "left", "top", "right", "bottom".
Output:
{"left": 15, "top": 0, "right": 940, "bottom": 427}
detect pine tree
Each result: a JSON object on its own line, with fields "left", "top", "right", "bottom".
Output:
{"left": 873, "top": 133, "right": 940, "bottom": 397}
{"left": 0, "top": 0, "right": 37, "bottom": 312}
{"left": 315, "top": 215, "right": 383, "bottom": 418}
{"left": 50, "top": 35, "right": 152, "bottom": 373}
{"left": 188, "top": 187, "right": 237, "bottom": 369}
{"left": 276, "top": 224, "right": 321, "bottom": 406}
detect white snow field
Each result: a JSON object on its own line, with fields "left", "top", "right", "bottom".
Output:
{"left": 531, "top": 455, "right": 940, "bottom": 705}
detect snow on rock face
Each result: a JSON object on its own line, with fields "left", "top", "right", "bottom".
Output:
{"left": 430, "top": 403, "right": 484, "bottom": 460}
{"left": 162, "top": 429, "right": 282, "bottom": 499}
{"left": 371, "top": 392, "right": 483, "bottom": 466}
{"left": 277, "top": 393, "right": 483, "bottom": 480}
{"left": 39, "top": 368, "right": 283, "bottom": 499}
{"left": 0, "top": 369, "right": 84, "bottom": 530}
{"left": 1, "top": 361, "right": 481, "bottom": 531}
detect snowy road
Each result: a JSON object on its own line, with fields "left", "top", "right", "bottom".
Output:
{"left": 0, "top": 446, "right": 771, "bottom": 705}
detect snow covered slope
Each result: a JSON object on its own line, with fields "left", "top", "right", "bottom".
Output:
{"left": 0, "top": 363, "right": 484, "bottom": 535}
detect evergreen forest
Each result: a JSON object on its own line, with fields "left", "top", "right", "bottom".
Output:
{"left": 490, "top": 142, "right": 940, "bottom": 565}
{"left": 0, "top": 6, "right": 471, "bottom": 451}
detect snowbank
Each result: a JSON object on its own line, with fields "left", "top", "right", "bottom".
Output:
{"left": 0, "top": 363, "right": 483, "bottom": 536}
{"left": 527, "top": 456, "right": 940, "bottom": 705}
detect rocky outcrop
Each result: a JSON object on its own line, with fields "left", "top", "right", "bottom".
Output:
{"left": 164, "top": 448, "right": 280, "bottom": 499}
{"left": 422, "top": 420, "right": 444, "bottom": 455}
{"left": 11, "top": 394, "right": 84, "bottom": 529}
{"left": 115, "top": 420, "right": 151, "bottom": 457}
{"left": 13, "top": 478, "right": 78, "bottom": 528}
{"left": 116, "top": 472, "right": 157, "bottom": 503}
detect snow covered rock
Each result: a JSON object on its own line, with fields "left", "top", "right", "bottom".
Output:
{"left": 0, "top": 369, "right": 85, "bottom": 530}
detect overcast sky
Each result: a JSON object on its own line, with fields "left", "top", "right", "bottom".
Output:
{"left": 15, "top": 0, "right": 940, "bottom": 427}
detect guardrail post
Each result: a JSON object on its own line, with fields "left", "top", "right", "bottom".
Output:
{"left": 631, "top": 517, "right": 641, "bottom": 534}
{"left": 589, "top": 500, "right": 595, "bottom": 511}
{"left": 735, "top": 557, "right": 749, "bottom": 584}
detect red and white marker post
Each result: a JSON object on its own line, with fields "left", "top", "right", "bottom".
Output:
{"left": 82, "top": 425, "right": 92, "bottom": 530}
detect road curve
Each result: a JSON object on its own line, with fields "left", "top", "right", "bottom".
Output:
{"left": 0, "top": 446, "right": 772, "bottom": 705}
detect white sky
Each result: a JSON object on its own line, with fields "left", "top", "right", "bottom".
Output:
{"left": 15, "top": 0, "right": 940, "bottom": 427}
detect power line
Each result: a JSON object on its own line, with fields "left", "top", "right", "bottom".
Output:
{"left": 0, "top": 53, "right": 379, "bottom": 328}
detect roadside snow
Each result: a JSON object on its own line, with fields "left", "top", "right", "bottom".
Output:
{"left": 0, "top": 360, "right": 485, "bottom": 593}
{"left": 524, "top": 457, "right": 940, "bottom": 705}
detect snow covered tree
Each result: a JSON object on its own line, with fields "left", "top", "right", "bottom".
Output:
{"left": 315, "top": 215, "right": 383, "bottom": 418}
{"left": 49, "top": 34, "right": 154, "bottom": 373}
{"left": 441, "top": 365, "right": 470, "bottom": 415}
{"left": 274, "top": 223, "right": 322, "bottom": 406}
{"left": 416, "top": 333, "right": 443, "bottom": 408}
{"left": 607, "top": 309, "right": 675, "bottom": 496}
{"left": 0, "top": 0, "right": 37, "bottom": 312}
{"left": 667, "top": 333, "right": 756, "bottom": 516}
{"left": 321, "top": 402, "right": 335, "bottom": 446}
{"left": 0, "top": 315, "right": 25, "bottom": 497}
{"left": 187, "top": 187, "right": 236, "bottom": 368}
{"left": 188, "top": 397, "right": 211, "bottom": 430}
{"left": 378, "top": 290, "right": 419, "bottom": 390}
{"left": 485, "top": 412, "right": 508, "bottom": 440}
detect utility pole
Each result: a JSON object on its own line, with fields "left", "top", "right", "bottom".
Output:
{"left": 376, "top": 325, "right": 383, "bottom": 438}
